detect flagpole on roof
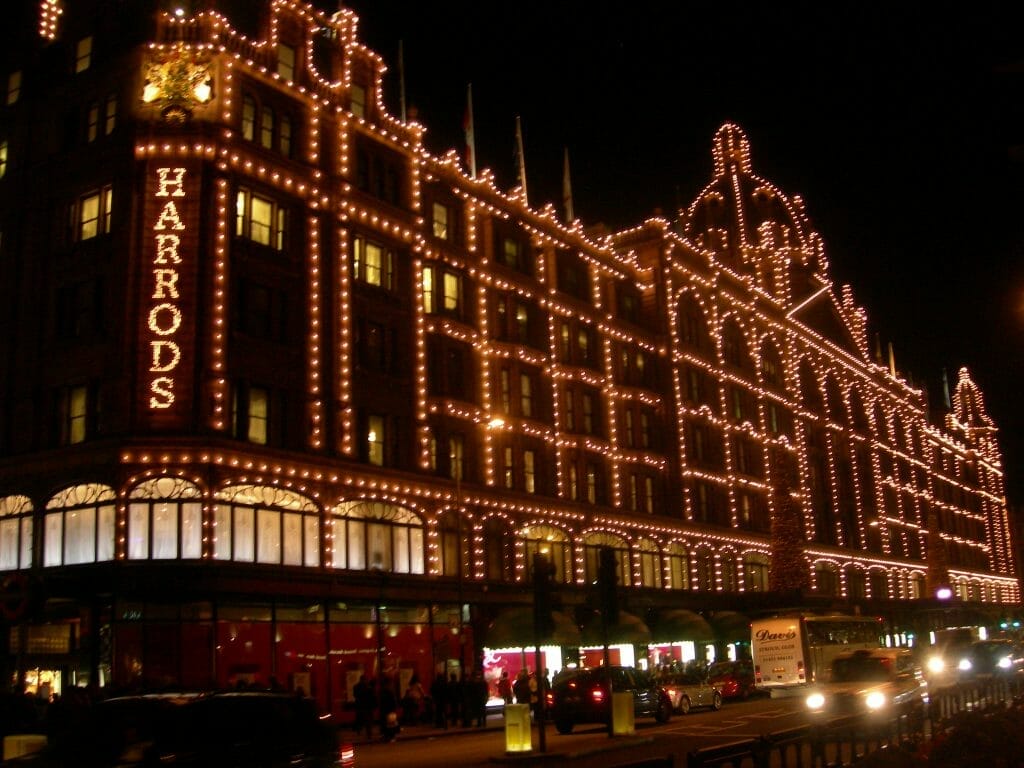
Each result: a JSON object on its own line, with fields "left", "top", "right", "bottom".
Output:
{"left": 463, "top": 83, "right": 477, "bottom": 178}
{"left": 515, "top": 115, "right": 528, "bottom": 205}
{"left": 562, "top": 146, "right": 575, "bottom": 223}
{"left": 398, "top": 40, "right": 407, "bottom": 123}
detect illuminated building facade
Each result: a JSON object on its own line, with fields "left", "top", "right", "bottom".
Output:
{"left": 0, "top": 0, "right": 1017, "bottom": 713}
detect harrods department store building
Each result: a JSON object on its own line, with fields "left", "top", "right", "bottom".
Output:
{"left": 0, "top": 0, "right": 1018, "bottom": 715}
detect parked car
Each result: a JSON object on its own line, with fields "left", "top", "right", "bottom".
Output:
{"left": 659, "top": 669, "right": 723, "bottom": 713}
{"left": 7, "top": 691, "right": 351, "bottom": 768}
{"left": 706, "top": 660, "right": 757, "bottom": 700}
{"left": 955, "top": 639, "right": 1024, "bottom": 680}
{"left": 547, "top": 666, "right": 672, "bottom": 734}
{"left": 805, "top": 647, "right": 926, "bottom": 716}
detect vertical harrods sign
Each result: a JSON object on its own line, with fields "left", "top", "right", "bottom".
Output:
{"left": 138, "top": 163, "right": 200, "bottom": 426}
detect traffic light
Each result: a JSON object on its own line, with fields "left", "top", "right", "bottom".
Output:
{"left": 598, "top": 546, "right": 619, "bottom": 625}
{"left": 533, "top": 552, "right": 556, "bottom": 641}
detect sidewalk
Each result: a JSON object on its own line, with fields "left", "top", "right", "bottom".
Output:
{"left": 339, "top": 709, "right": 507, "bottom": 746}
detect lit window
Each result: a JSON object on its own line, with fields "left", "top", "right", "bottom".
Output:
{"left": 643, "top": 477, "right": 654, "bottom": 513}
{"left": 367, "top": 414, "right": 385, "bottom": 466}
{"left": 560, "top": 323, "right": 571, "bottom": 360}
{"left": 501, "top": 237, "right": 520, "bottom": 269}
{"left": 87, "top": 102, "right": 99, "bottom": 142}
{"left": 442, "top": 271, "right": 460, "bottom": 311}
{"left": 500, "top": 369, "right": 511, "bottom": 414}
{"left": 277, "top": 43, "right": 296, "bottom": 81}
{"left": 236, "top": 188, "right": 286, "bottom": 250}
{"left": 577, "top": 327, "right": 590, "bottom": 360}
{"left": 75, "top": 186, "right": 113, "bottom": 240}
{"left": 354, "top": 236, "right": 394, "bottom": 289}
{"left": 449, "top": 434, "right": 465, "bottom": 481}
{"left": 520, "top": 373, "right": 533, "bottom": 418}
{"left": 350, "top": 84, "right": 366, "bottom": 117}
{"left": 423, "top": 265, "right": 463, "bottom": 313}
{"left": 242, "top": 95, "right": 256, "bottom": 141}
{"left": 75, "top": 36, "right": 92, "bottom": 73}
{"left": 503, "top": 447, "right": 513, "bottom": 489}
{"left": 61, "top": 385, "right": 88, "bottom": 444}
{"left": 0, "top": 140, "right": 7, "bottom": 179}
{"left": 515, "top": 304, "right": 528, "bottom": 340}
{"left": 104, "top": 93, "right": 117, "bottom": 134}
{"left": 585, "top": 464, "right": 597, "bottom": 504}
{"left": 624, "top": 409, "right": 634, "bottom": 448}
{"left": 568, "top": 465, "right": 579, "bottom": 500}
{"left": 432, "top": 202, "right": 449, "bottom": 239}
{"left": 524, "top": 450, "right": 536, "bottom": 493}
{"left": 6, "top": 71, "right": 21, "bottom": 105}
{"left": 564, "top": 388, "right": 575, "bottom": 431}
{"left": 260, "top": 106, "right": 274, "bottom": 149}
{"left": 247, "top": 387, "right": 268, "bottom": 444}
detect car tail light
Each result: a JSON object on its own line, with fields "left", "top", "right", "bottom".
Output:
{"left": 339, "top": 742, "right": 355, "bottom": 768}
{"left": 590, "top": 687, "right": 605, "bottom": 704}
{"left": 545, "top": 691, "right": 554, "bottom": 706}
{"left": 797, "top": 661, "right": 805, "bottom": 682}
{"left": 754, "top": 664, "right": 762, "bottom": 684}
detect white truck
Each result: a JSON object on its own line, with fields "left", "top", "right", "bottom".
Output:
{"left": 751, "top": 614, "right": 883, "bottom": 695}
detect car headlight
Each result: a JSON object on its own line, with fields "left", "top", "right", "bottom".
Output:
{"left": 998, "top": 656, "right": 1012, "bottom": 669}
{"left": 865, "top": 691, "right": 887, "bottom": 710}
{"left": 926, "top": 656, "right": 946, "bottom": 674}
{"left": 806, "top": 692, "right": 826, "bottom": 711}
{"left": 958, "top": 658, "right": 973, "bottom": 671}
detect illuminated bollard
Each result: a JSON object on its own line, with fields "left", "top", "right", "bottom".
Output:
{"left": 504, "top": 703, "right": 533, "bottom": 752}
{"left": 611, "top": 692, "right": 635, "bottom": 736}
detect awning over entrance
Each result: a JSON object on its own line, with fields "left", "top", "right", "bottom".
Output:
{"left": 580, "top": 610, "right": 652, "bottom": 646}
{"left": 650, "top": 609, "right": 715, "bottom": 643}
{"left": 484, "top": 606, "right": 581, "bottom": 649}
{"left": 707, "top": 611, "right": 751, "bottom": 643}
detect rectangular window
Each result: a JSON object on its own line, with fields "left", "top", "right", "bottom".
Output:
{"left": 6, "top": 71, "right": 21, "bottom": 105}
{"left": 277, "top": 43, "right": 296, "bottom": 81}
{"left": 501, "top": 238, "right": 520, "bottom": 269}
{"left": 75, "top": 186, "right": 113, "bottom": 240}
{"left": 87, "top": 102, "right": 99, "bottom": 142}
{"left": 524, "top": 450, "right": 536, "bottom": 493}
{"left": 432, "top": 202, "right": 449, "bottom": 239}
{"left": 247, "top": 387, "right": 268, "bottom": 444}
{"left": 568, "top": 465, "right": 579, "bottom": 500}
{"left": 624, "top": 410, "right": 635, "bottom": 448}
{"left": 75, "top": 37, "right": 92, "bottom": 73}
{"left": 559, "top": 323, "right": 571, "bottom": 361}
{"left": 442, "top": 271, "right": 460, "bottom": 311}
{"left": 449, "top": 434, "right": 465, "bottom": 482}
{"left": 354, "top": 236, "right": 395, "bottom": 289}
{"left": 585, "top": 464, "right": 597, "bottom": 504}
{"left": 640, "top": 411, "right": 651, "bottom": 448}
{"left": 350, "top": 84, "right": 366, "bottom": 117}
{"left": 242, "top": 96, "right": 256, "bottom": 141}
{"left": 104, "top": 94, "right": 117, "bottom": 134}
{"left": 582, "top": 393, "right": 594, "bottom": 434}
{"left": 0, "top": 140, "right": 7, "bottom": 179}
{"left": 260, "top": 106, "right": 274, "bottom": 149}
{"left": 61, "top": 385, "right": 88, "bottom": 445}
{"left": 279, "top": 114, "right": 292, "bottom": 156}
{"left": 520, "top": 373, "right": 533, "bottom": 417}
{"left": 236, "top": 188, "right": 286, "bottom": 250}
{"left": 515, "top": 304, "right": 529, "bottom": 341}
{"left": 564, "top": 388, "right": 575, "bottom": 431}
{"left": 367, "top": 414, "right": 385, "bottom": 466}
{"left": 500, "top": 369, "right": 511, "bottom": 414}
{"left": 503, "top": 447, "right": 513, "bottom": 489}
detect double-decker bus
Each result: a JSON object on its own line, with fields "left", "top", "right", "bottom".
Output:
{"left": 751, "top": 614, "right": 884, "bottom": 695}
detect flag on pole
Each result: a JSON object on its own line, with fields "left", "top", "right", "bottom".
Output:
{"left": 463, "top": 83, "right": 476, "bottom": 178}
{"left": 398, "top": 40, "right": 407, "bottom": 123}
{"left": 515, "top": 115, "right": 528, "bottom": 205}
{"left": 562, "top": 146, "right": 575, "bottom": 223}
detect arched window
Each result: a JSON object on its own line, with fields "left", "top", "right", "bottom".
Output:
{"left": 329, "top": 500, "right": 423, "bottom": 574}
{"left": 743, "top": 552, "right": 769, "bottom": 592}
{"left": 844, "top": 566, "right": 866, "bottom": 599}
{"left": 0, "top": 495, "right": 33, "bottom": 570}
{"left": 127, "top": 477, "right": 202, "bottom": 560}
{"left": 720, "top": 550, "right": 739, "bottom": 592}
{"left": 869, "top": 569, "right": 889, "bottom": 600}
{"left": 636, "top": 538, "right": 661, "bottom": 588}
{"left": 520, "top": 524, "right": 572, "bottom": 584}
{"left": 44, "top": 484, "right": 115, "bottom": 566}
{"left": 483, "top": 516, "right": 514, "bottom": 582}
{"left": 215, "top": 485, "right": 320, "bottom": 567}
{"left": 667, "top": 542, "right": 690, "bottom": 590}
{"left": 814, "top": 562, "right": 839, "bottom": 596}
{"left": 694, "top": 546, "right": 714, "bottom": 591}
{"left": 909, "top": 573, "right": 924, "bottom": 599}
{"left": 582, "top": 531, "right": 631, "bottom": 587}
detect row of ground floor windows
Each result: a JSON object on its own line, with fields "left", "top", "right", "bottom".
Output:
{"left": 0, "top": 482, "right": 1011, "bottom": 602}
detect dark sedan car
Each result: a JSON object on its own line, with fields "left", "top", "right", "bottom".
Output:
{"left": 547, "top": 666, "right": 672, "bottom": 734}
{"left": 956, "top": 639, "right": 1024, "bottom": 679}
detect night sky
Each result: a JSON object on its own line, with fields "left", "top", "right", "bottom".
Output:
{"left": 338, "top": 1, "right": 1024, "bottom": 503}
